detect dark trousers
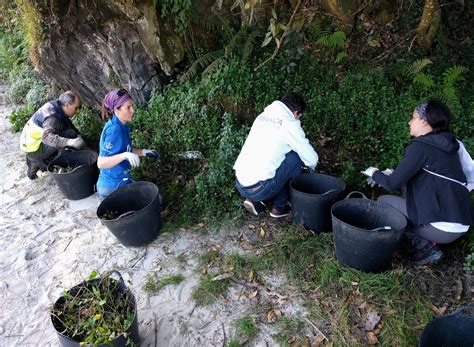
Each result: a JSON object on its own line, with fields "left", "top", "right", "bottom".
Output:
{"left": 236, "top": 151, "right": 302, "bottom": 210}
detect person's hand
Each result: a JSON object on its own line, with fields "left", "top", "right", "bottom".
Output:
{"left": 142, "top": 149, "right": 160, "bottom": 160}
{"left": 367, "top": 168, "right": 393, "bottom": 188}
{"left": 123, "top": 152, "right": 140, "bottom": 168}
{"left": 361, "top": 167, "right": 379, "bottom": 177}
{"left": 66, "top": 136, "right": 85, "bottom": 149}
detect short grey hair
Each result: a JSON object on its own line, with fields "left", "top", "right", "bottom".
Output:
{"left": 58, "top": 90, "right": 79, "bottom": 105}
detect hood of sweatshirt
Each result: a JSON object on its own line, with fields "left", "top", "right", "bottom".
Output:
{"left": 262, "top": 101, "right": 297, "bottom": 121}
{"left": 414, "top": 131, "right": 459, "bottom": 154}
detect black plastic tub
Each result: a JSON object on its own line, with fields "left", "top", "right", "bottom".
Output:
{"left": 331, "top": 192, "right": 407, "bottom": 273}
{"left": 290, "top": 173, "right": 345, "bottom": 233}
{"left": 419, "top": 305, "right": 474, "bottom": 347}
{"left": 96, "top": 181, "right": 161, "bottom": 247}
{"left": 51, "top": 271, "right": 140, "bottom": 347}
{"left": 48, "top": 150, "right": 99, "bottom": 200}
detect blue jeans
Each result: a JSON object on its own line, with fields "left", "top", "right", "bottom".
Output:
{"left": 235, "top": 151, "right": 302, "bottom": 211}
{"left": 97, "top": 180, "right": 130, "bottom": 200}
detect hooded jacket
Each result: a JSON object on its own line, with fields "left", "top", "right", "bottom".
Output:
{"left": 373, "top": 132, "right": 473, "bottom": 226}
{"left": 20, "top": 100, "right": 78, "bottom": 152}
{"left": 233, "top": 101, "right": 318, "bottom": 186}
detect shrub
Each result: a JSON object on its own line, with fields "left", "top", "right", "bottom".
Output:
{"left": 9, "top": 103, "right": 34, "bottom": 133}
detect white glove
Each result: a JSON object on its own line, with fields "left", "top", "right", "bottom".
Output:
{"left": 361, "top": 167, "right": 379, "bottom": 177}
{"left": 367, "top": 168, "right": 393, "bottom": 187}
{"left": 142, "top": 149, "right": 160, "bottom": 160}
{"left": 123, "top": 152, "right": 140, "bottom": 168}
{"left": 66, "top": 136, "right": 85, "bottom": 149}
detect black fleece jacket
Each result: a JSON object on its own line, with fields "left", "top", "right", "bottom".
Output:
{"left": 373, "top": 132, "right": 472, "bottom": 226}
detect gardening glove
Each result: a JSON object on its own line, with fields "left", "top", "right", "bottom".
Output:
{"left": 367, "top": 168, "right": 393, "bottom": 187}
{"left": 361, "top": 167, "right": 379, "bottom": 178}
{"left": 142, "top": 149, "right": 160, "bottom": 160}
{"left": 123, "top": 152, "right": 140, "bottom": 168}
{"left": 66, "top": 136, "right": 85, "bottom": 150}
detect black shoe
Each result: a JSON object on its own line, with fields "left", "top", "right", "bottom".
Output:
{"left": 269, "top": 205, "right": 291, "bottom": 218}
{"left": 26, "top": 157, "right": 39, "bottom": 180}
{"left": 243, "top": 199, "right": 266, "bottom": 216}
{"left": 411, "top": 244, "right": 444, "bottom": 265}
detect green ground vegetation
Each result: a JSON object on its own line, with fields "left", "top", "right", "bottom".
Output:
{"left": 143, "top": 273, "right": 185, "bottom": 294}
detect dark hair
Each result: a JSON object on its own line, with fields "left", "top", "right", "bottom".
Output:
{"left": 100, "top": 88, "right": 129, "bottom": 121}
{"left": 425, "top": 99, "right": 451, "bottom": 133}
{"left": 280, "top": 92, "right": 306, "bottom": 113}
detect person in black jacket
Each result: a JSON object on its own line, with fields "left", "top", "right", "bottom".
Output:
{"left": 20, "top": 91, "right": 85, "bottom": 179}
{"left": 362, "top": 100, "right": 473, "bottom": 265}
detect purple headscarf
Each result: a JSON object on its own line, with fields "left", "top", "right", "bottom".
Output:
{"left": 415, "top": 102, "right": 428, "bottom": 119}
{"left": 103, "top": 88, "right": 132, "bottom": 114}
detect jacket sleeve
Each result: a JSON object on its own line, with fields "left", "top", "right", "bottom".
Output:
{"left": 373, "top": 142, "right": 425, "bottom": 192}
{"left": 42, "top": 116, "right": 73, "bottom": 148}
{"left": 286, "top": 121, "right": 318, "bottom": 169}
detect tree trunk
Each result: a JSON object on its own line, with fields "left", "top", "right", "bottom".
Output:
{"left": 416, "top": 0, "right": 441, "bottom": 50}
{"left": 318, "top": 0, "right": 360, "bottom": 33}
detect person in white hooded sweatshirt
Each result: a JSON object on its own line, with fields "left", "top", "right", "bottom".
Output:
{"left": 234, "top": 92, "right": 318, "bottom": 218}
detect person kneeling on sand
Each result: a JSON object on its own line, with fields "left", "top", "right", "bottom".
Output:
{"left": 233, "top": 92, "right": 318, "bottom": 218}
{"left": 362, "top": 100, "right": 473, "bottom": 265}
{"left": 20, "top": 90, "right": 85, "bottom": 180}
{"left": 96, "top": 88, "right": 160, "bottom": 199}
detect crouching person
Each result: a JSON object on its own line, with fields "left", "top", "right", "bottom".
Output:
{"left": 20, "top": 90, "right": 85, "bottom": 179}
{"left": 233, "top": 92, "right": 318, "bottom": 218}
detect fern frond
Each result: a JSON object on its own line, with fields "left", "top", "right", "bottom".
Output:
{"left": 317, "top": 31, "right": 345, "bottom": 50}
{"left": 409, "top": 58, "right": 432, "bottom": 75}
{"left": 334, "top": 51, "right": 348, "bottom": 64}
{"left": 413, "top": 72, "right": 435, "bottom": 89}
{"left": 241, "top": 35, "right": 255, "bottom": 63}
{"left": 202, "top": 56, "right": 225, "bottom": 76}
{"left": 442, "top": 65, "right": 467, "bottom": 86}
{"left": 179, "top": 50, "right": 224, "bottom": 83}
{"left": 225, "top": 28, "right": 247, "bottom": 57}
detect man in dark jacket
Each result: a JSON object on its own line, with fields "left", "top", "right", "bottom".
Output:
{"left": 20, "top": 90, "right": 85, "bottom": 179}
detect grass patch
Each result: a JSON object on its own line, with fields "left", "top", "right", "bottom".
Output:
{"left": 250, "top": 225, "right": 435, "bottom": 345}
{"left": 199, "top": 249, "right": 223, "bottom": 268}
{"left": 235, "top": 315, "right": 257, "bottom": 340}
{"left": 274, "top": 316, "right": 306, "bottom": 346}
{"left": 191, "top": 273, "right": 230, "bottom": 306}
{"left": 226, "top": 339, "right": 240, "bottom": 347}
{"left": 143, "top": 274, "right": 184, "bottom": 294}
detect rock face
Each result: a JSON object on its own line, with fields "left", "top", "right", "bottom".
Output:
{"left": 32, "top": 0, "right": 185, "bottom": 107}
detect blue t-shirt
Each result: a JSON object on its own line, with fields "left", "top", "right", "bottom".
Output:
{"left": 97, "top": 115, "right": 133, "bottom": 189}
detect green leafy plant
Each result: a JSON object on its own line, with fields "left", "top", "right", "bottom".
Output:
{"left": 9, "top": 103, "right": 34, "bottom": 133}
{"left": 143, "top": 274, "right": 185, "bottom": 294}
{"left": 50, "top": 271, "right": 136, "bottom": 345}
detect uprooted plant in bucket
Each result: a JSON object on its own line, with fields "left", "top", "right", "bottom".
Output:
{"left": 51, "top": 164, "right": 85, "bottom": 174}
{"left": 50, "top": 270, "right": 139, "bottom": 346}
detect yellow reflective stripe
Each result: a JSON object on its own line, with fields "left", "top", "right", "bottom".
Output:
{"left": 19, "top": 120, "right": 44, "bottom": 152}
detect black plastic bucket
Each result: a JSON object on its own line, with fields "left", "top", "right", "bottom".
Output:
{"left": 51, "top": 271, "right": 140, "bottom": 347}
{"left": 290, "top": 173, "right": 346, "bottom": 233}
{"left": 48, "top": 150, "right": 99, "bottom": 200}
{"left": 96, "top": 181, "right": 161, "bottom": 247}
{"left": 419, "top": 305, "right": 474, "bottom": 347}
{"left": 331, "top": 192, "right": 407, "bottom": 273}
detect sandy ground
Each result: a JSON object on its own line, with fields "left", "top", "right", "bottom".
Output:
{"left": 0, "top": 84, "right": 313, "bottom": 346}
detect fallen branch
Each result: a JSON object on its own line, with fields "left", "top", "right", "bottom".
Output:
{"left": 255, "top": 0, "right": 302, "bottom": 71}
{"left": 304, "top": 316, "right": 328, "bottom": 341}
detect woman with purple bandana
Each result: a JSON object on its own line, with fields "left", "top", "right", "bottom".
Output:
{"left": 362, "top": 100, "right": 473, "bottom": 265}
{"left": 96, "top": 88, "right": 160, "bottom": 199}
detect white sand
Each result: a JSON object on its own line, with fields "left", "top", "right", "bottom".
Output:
{"left": 0, "top": 84, "right": 317, "bottom": 346}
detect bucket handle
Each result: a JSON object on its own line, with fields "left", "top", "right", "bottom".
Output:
{"left": 344, "top": 191, "right": 368, "bottom": 200}
{"left": 449, "top": 304, "right": 474, "bottom": 317}
{"left": 106, "top": 270, "right": 126, "bottom": 287}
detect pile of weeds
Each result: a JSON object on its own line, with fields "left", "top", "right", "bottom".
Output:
{"left": 50, "top": 271, "right": 136, "bottom": 345}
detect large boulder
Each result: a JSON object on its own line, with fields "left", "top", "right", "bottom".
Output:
{"left": 31, "top": 0, "right": 185, "bottom": 107}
